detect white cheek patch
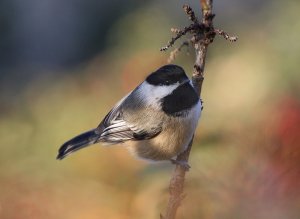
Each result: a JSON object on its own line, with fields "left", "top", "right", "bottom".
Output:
{"left": 137, "top": 82, "right": 180, "bottom": 109}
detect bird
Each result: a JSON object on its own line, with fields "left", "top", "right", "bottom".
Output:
{"left": 57, "top": 64, "right": 202, "bottom": 166}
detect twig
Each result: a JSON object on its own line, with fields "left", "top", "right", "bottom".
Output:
{"left": 183, "top": 4, "right": 198, "bottom": 23}
{"left": 167, "top": 41, "right": 190, "bottom": 63}
{"left": 215, "top": 28, "right": 238, "bottom": 42}
{"left": 160, "top": 24, "right": 195, "bottom": 51}
{"left": 161, "top": 1, "right": 237, "bottom": 219}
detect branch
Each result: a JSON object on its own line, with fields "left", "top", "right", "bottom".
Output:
{"left": 161, "top": 1, "right": 237, "bottom": 219}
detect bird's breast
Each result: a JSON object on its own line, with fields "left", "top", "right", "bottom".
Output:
{"left": 126, "top": 101, "right": 201, "bottom": 161}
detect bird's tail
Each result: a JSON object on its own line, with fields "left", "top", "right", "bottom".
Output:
{"left": 57, "top": 129, "right": 99, "bottom": 160}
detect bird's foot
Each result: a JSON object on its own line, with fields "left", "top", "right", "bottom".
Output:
{"left": 170, "top": 159, "right": 191, "bottom": 171}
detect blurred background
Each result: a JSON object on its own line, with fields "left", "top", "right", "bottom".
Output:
{"left": 0, "top": 0, "right": 299, "bottom": 218}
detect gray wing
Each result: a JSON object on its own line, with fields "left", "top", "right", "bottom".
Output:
{"left": 96, "top": 91, "right": 162, "bottom": 144}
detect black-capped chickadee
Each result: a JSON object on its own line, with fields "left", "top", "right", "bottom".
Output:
{"left": 57, "top": 65, "right": 202, "bottom": 164}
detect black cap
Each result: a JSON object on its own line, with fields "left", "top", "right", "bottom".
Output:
{"left": 146, "top": 65, "right": 188, "bottom": 86}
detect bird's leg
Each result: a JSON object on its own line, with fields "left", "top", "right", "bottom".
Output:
{"left": 170, "top": 159, "right": 191, "bottom": 171}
